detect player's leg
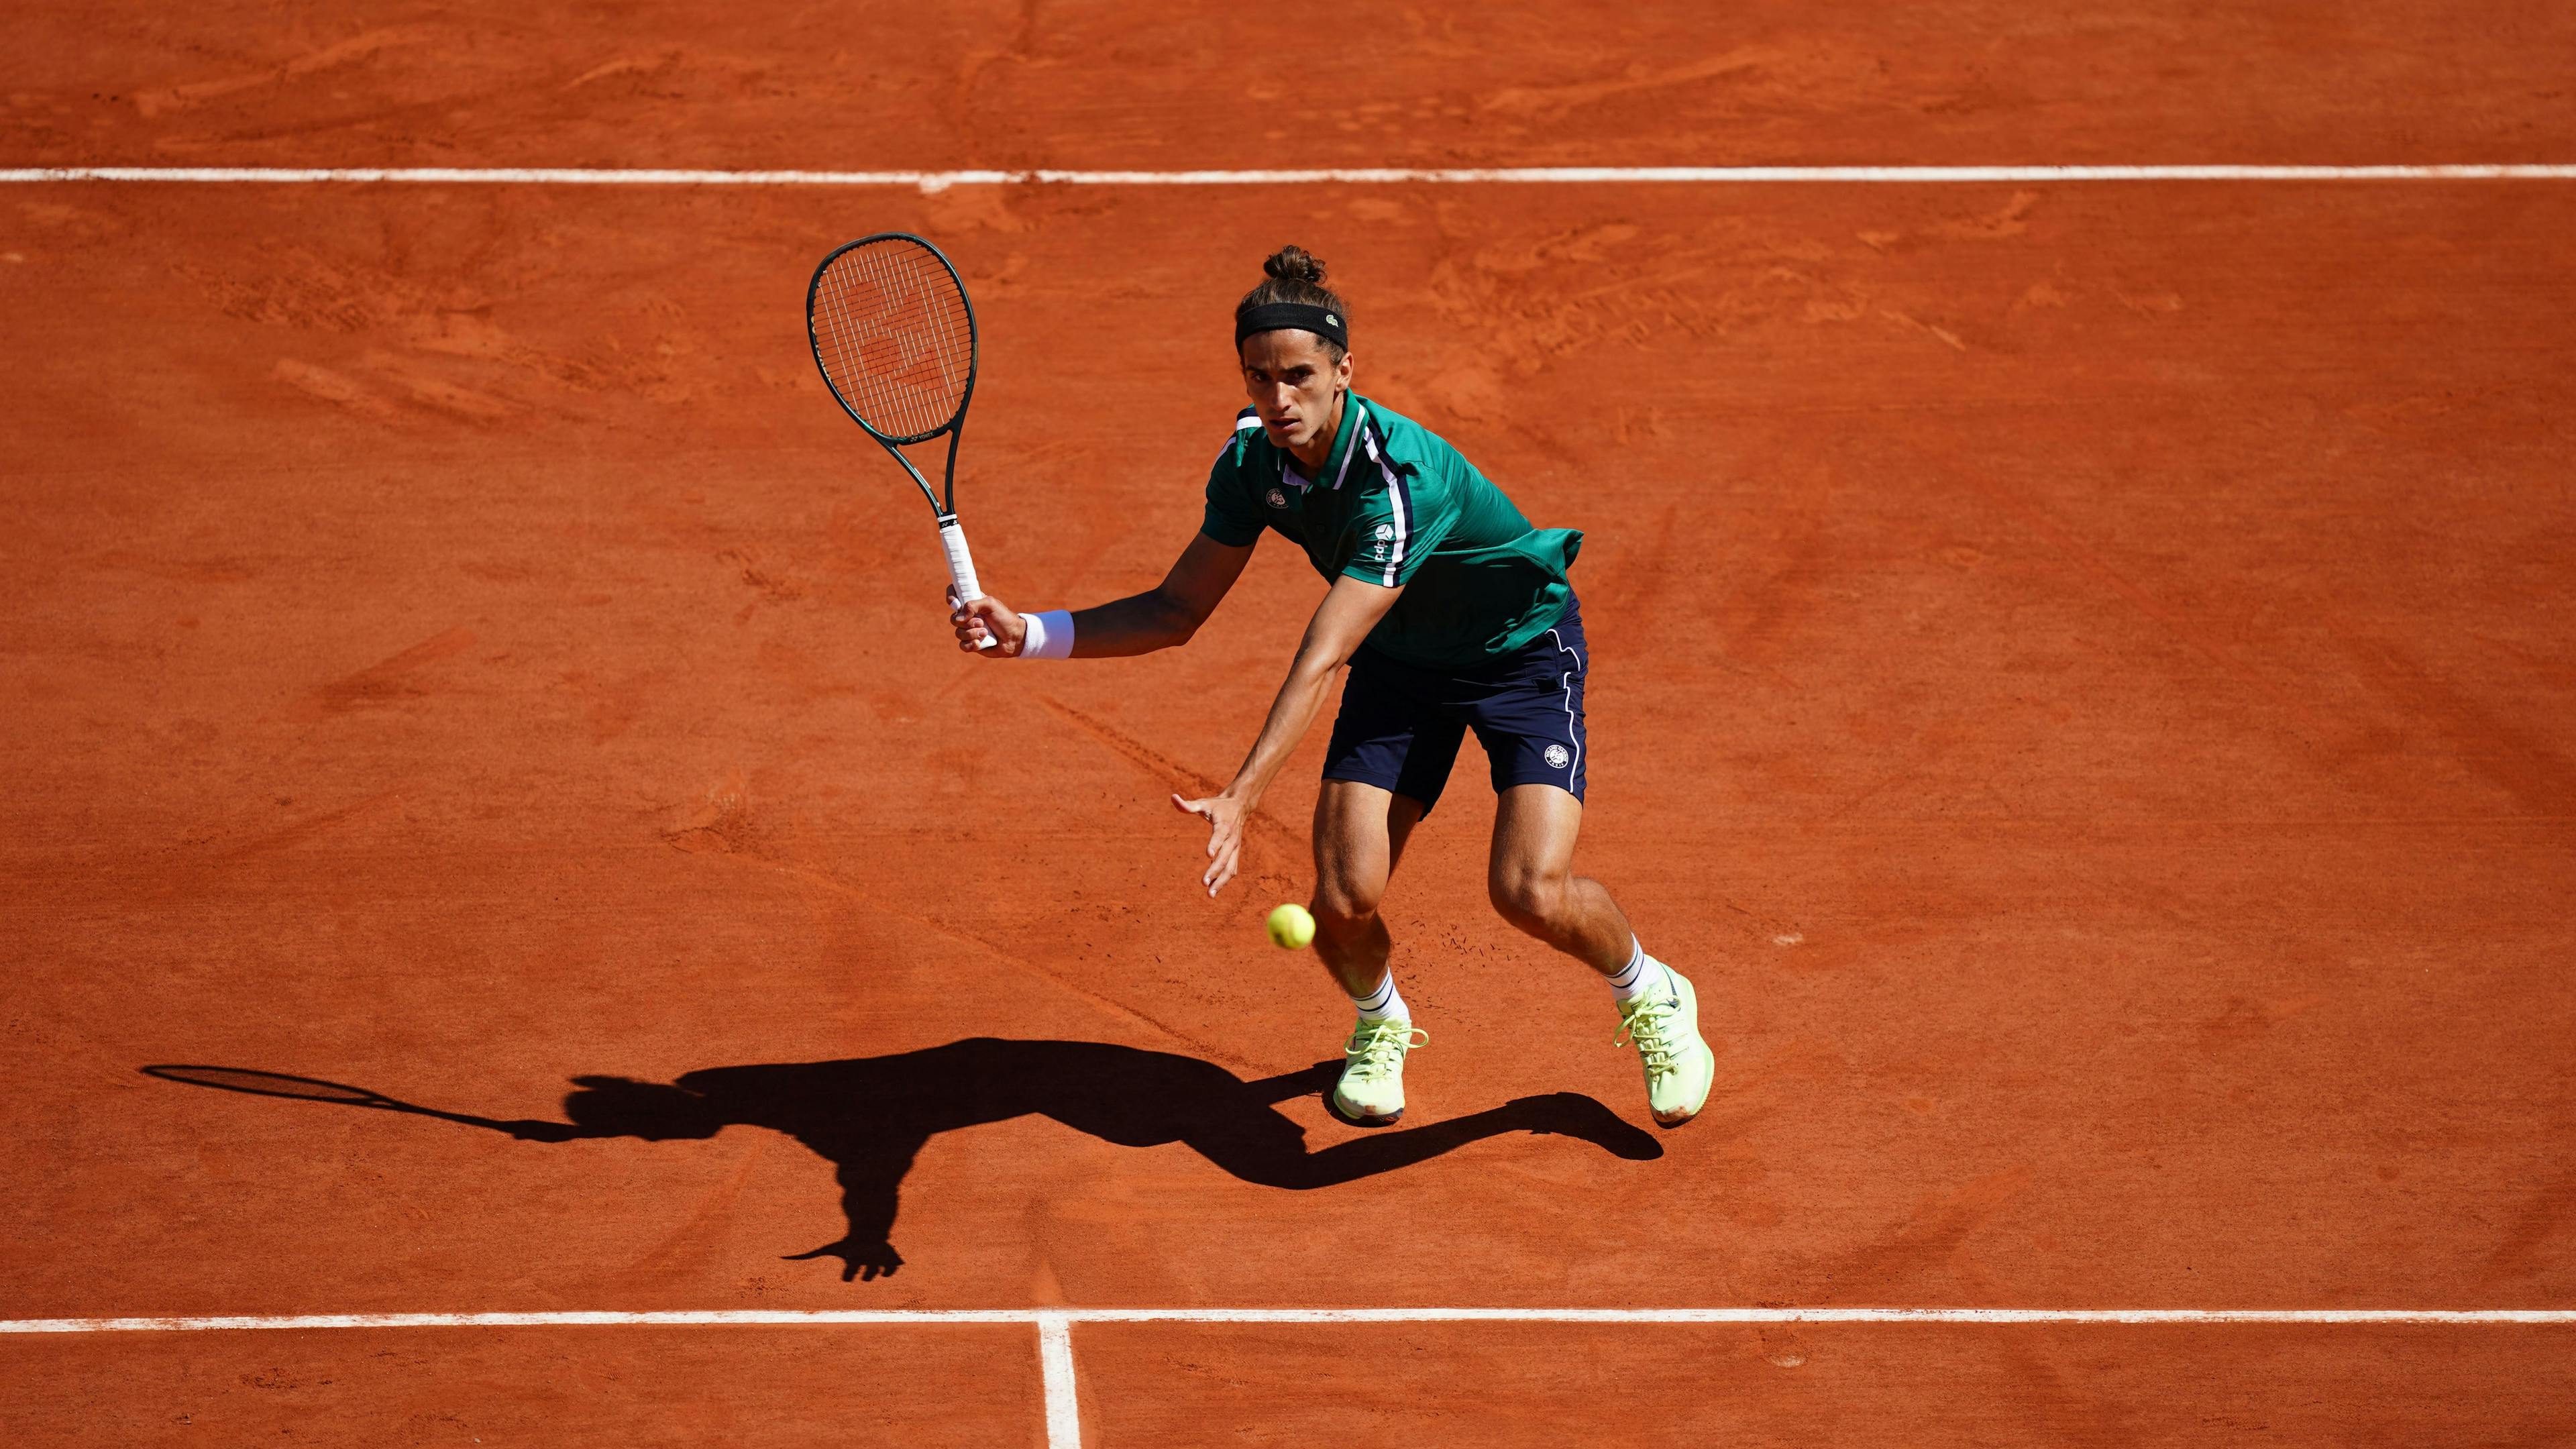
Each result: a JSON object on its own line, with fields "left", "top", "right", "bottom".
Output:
{"left": 1485, "top": 784, "right": 1632, "bottom": 970}
{"left": 1311, "top": 647, "right": 1462, "bottom": 1125}
{"left": 1311, "top": 784, "right": 1435, "bottom": 1126}
{"left": 1470, "top": 600, "right": 1622, "bottom": 964}
{"left": 1471, "top": 600, "right": 1716, "bottom": 1127}
{"left": 1309, "top": 780, "right": 1425, "bottom": 1000}
{"left": 1487, "top": 789, "right": 1713, "bottom": 1128}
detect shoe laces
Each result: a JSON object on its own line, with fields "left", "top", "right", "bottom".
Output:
{"left": 1616, "top": 996, "right": 1682, "bottom": 1073}
{"left": 1345, "top": 1019, "right": 1425, "bottom": 1078}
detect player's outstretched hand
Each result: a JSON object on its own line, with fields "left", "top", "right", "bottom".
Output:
{"left": 1172, "top": 790, "right": 1246, "bottom": 897}
{"left": 945, "top": 587, "right": 1023, "bottom": 656}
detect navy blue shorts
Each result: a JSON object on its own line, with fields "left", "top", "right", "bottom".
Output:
{"left": 1322, "top": 598, "right": 1588, "bottom": 816}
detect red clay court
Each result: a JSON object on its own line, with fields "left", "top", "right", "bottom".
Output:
{"left": 5, "top": 3, "right": 2575, "bottom": 1444}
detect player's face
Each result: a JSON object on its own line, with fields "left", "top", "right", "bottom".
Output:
{"left": 1240, "top": 331, "right": 1354, "bottom": 455}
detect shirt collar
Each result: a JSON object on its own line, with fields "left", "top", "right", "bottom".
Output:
{"left": 1281, "top": 394, "right": 1367, "bottom": 492}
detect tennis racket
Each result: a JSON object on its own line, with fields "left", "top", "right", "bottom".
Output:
{"left": 805, "top": 233, "right": 996, "bottom": 648}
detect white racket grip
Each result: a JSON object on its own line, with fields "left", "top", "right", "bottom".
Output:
{"left": 938, "top": 519, "right": 997, "bottom": 649}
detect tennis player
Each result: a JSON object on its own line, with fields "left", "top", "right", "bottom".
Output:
{"left": 949, "top": 246, "right": 1714, "bottom": 1130}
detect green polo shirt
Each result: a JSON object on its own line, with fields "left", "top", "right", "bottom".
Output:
{"left": 1201, "top": 394, "right": 1580, "bottom": 670}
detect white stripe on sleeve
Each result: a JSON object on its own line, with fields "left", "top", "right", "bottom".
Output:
{"left": 1363, "top": 427, "right": 1410, "bottom": 586}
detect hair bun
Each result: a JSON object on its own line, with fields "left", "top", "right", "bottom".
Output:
{"left": 1263, "top": 246, "right": 1327, "bottom": 285}
{"left": 1236, "top": 245, "right": 1349, "bottom": 355}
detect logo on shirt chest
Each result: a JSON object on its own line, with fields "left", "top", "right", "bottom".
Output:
{"left": 1266, "top": 487, "right": 1289, "bottom": 510}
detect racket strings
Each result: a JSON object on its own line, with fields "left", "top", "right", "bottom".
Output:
{"left": 811, "top": 239, "right": 974, "bottom": 443}
{"left": 847, "top": 246, "right": 970, "bottom": 429}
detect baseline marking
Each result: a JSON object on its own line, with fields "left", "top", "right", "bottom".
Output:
{"left": 3, "top": 165, "right": 2574, "bottom": 192}
{"left": 4, "top": 1307, "right": 2571, "bottom": 1331}
{"left": 14, "top": 1307, "right": 2566, "bottom": 1449}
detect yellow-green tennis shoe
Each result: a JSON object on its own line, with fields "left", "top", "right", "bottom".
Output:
{"left": 1616, "top": 966, "right": 1715, "bottom": 1127}
{"left": 1333, "top": 1018, "right": 1426, "bottom": 1126}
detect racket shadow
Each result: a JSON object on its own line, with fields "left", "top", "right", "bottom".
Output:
{"left": 140, "top": 1063, "right": 579, "bottom": 1139}
{"left": 142, "top": 1039, "right": 1661, "bottom": 1283}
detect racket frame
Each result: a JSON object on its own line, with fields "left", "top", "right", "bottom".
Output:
{"left": 804, "top": 232, "right": 997, "bottom": 645}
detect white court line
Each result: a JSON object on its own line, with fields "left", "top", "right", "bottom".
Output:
{"left": 1036, "top": 1310, "right": 1082, "bottom": 1446}
{"left": 4, "top": 1307, "right": 2571, "bottom": 1331}
{"left": 1, "top": 165, "right": 2575, "bottom": 191}
{"left": 15, "top": 1307, "right": 2567, "bottom": 1449}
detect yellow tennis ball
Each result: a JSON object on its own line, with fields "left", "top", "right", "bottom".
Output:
{"left": 1265, "top": 902, "right": 1316, "bottom": 950}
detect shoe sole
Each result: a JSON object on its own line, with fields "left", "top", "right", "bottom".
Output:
{"left": 1329, "top": 1097, "right": 1404, "bottom": 1128}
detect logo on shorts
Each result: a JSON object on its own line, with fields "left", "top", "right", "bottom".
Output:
{"left": 1266, "top": 488, "right": 1289, "bottom": 509}
{"left": 1544, "top": 743, "right": 1572, "bottom": 769}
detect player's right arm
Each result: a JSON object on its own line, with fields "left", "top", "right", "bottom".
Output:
{"left": 947, "top": 529, "right": 1253, "bottom": 657}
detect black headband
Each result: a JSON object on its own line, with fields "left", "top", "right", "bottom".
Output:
{"left": 1234, "top": 301, "right": 1348, "bottom": 351}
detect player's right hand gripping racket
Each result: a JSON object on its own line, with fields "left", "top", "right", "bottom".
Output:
{"left": 805, "top": 232, "right": 997, "bottom": 647}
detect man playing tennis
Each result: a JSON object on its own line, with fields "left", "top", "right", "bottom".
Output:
{"left": 949, "top": 246, "right": 1714, "bottom": 1130}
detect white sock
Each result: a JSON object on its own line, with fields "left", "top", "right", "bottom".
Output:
{"left": 1606, "top": 939, "right": 1670, "bottom": 1003}
{"left": 1351, "top": 971, "right": 1409, "bottom": 1024}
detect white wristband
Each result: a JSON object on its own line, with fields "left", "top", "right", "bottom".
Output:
{"left": 1020, "top": 608, "right": 1075, "bottom": 659}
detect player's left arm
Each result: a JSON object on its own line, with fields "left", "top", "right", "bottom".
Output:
{"left": 1172, "top": 573, "right": 1402, "bottom": 897}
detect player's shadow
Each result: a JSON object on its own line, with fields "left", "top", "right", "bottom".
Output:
{"left": 144, "top": 1038, "right": 1660, "bottom": 1282}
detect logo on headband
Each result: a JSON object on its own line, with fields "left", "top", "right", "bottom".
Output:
{"left": 1327, "top": 314, "right": 1340, "bottom": 327}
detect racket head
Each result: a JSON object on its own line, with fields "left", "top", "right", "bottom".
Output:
{"left": 143, "top": 1064, "right": 405, "bottom": 1109}
{"left": 806, "top": 233, "right": 979, "bottom": 447}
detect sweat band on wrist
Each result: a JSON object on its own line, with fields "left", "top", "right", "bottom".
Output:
{"left": 1020, "top": 608, "right": 1075, "bottom": 659}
